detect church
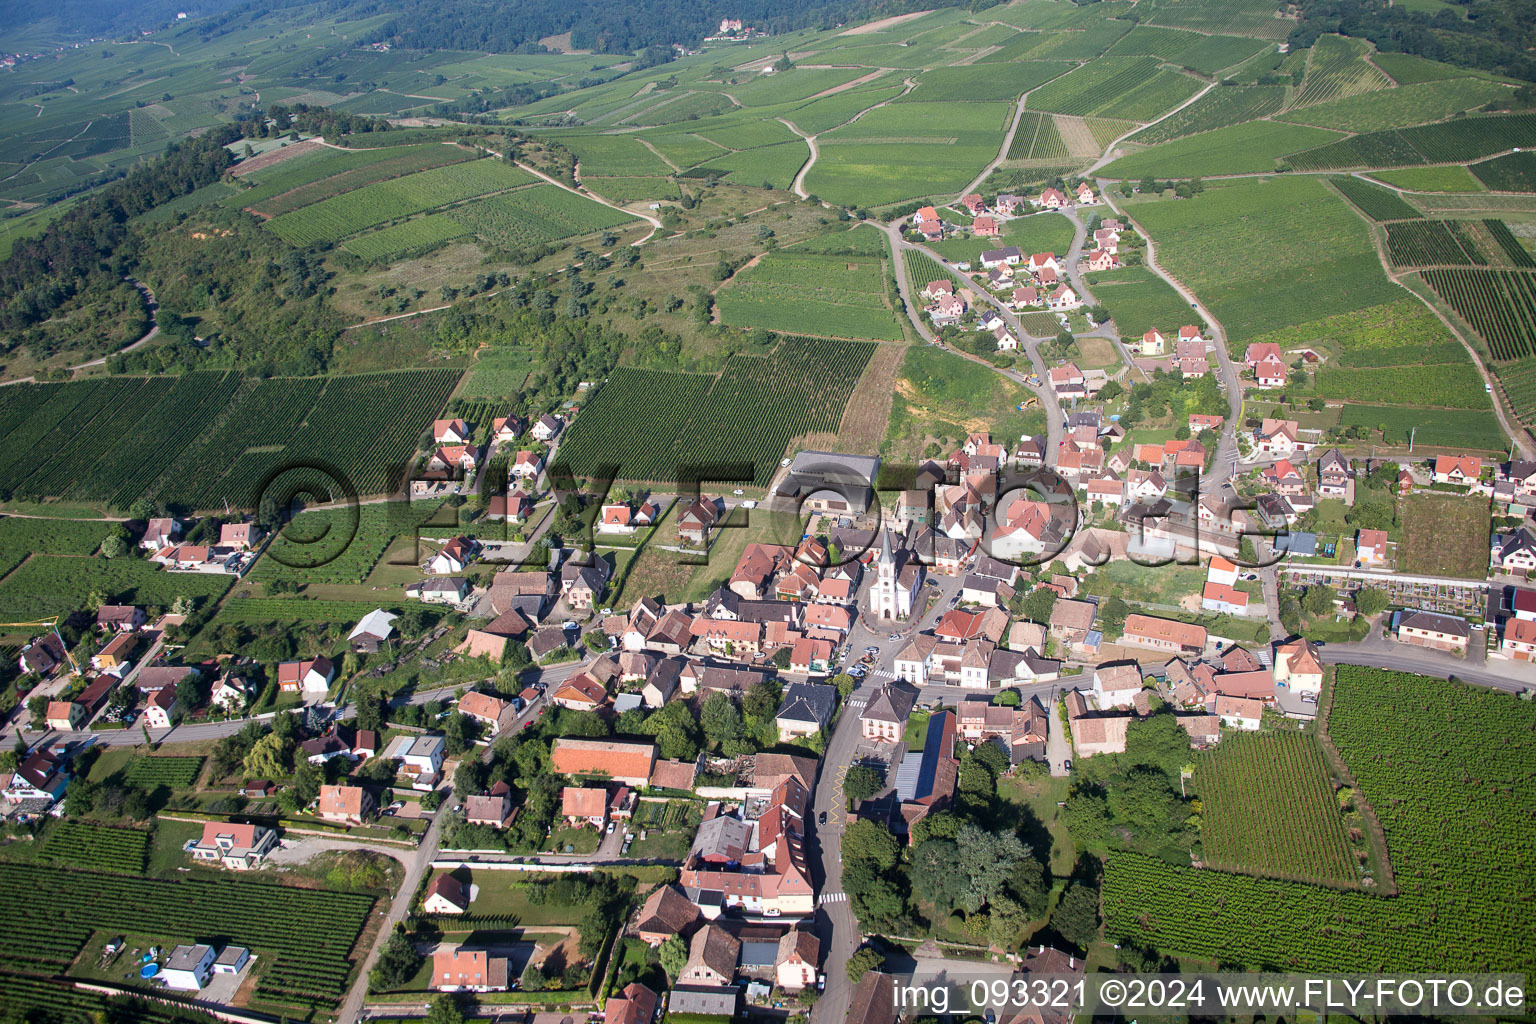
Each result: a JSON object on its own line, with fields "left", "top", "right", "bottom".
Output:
{"left": 869, "top": 527, "right": 922, "bottom": 621}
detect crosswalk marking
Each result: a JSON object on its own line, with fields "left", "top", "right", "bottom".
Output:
{"left": 846, "top": 699, "right": 867, "bottom": 710}
{"left": 818, "top": 891, "right": 847, "bottom": 904}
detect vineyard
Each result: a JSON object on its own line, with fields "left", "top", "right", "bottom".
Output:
{"left": 241, "top": 143, "right": 477, "bottom": 217}
{"left": 1338, "top": 403, "right": 1506, "bottom": 450}
{"left": 1329, "top": 176, "right": 1421, "bottom": 221}
{"left": 1484, "top": 220, "right": 1536, "bottom": 267}
{"left": 1470, "top": 151, "right": 1536, "bottom": 192}
{"left": 1, "top": 975, "right": 222, "bottom": 1024}
{"left": 1130, "top": 84, "right": 1285, "bottom": 145}
{"left": 0, "top": 863, "right": 375, "bottom": 1015}
{"left": 1384, "top": 220, "right": 1488, "bottom": 267}
{"left": 553, "top": 337, "right": 875, "bottom": 485}
{"left": 1286, "top": 112, "right": 1536, "bottom": 170}
{"left": 249, "top": 499, "right": 445, "bottom": 586}
{"left": 213, "top": 597, "right": 396, "bottom": 626}
{"left": 1028, "top": 56, "right": 1197, "bottom": 120}
{"left": 1422, "top": 268, "right": 1536, "bottom": 359}
{"left": 1494, "top": 360, "right": 1536, "bottom": 426}
{"left": 40, "top": 822, "right": 150, "bottom": 873}
{"left": 265, "top": 158, "right": 536, "bottom": 246}
{"left": 0, "top": 370, "right": 459, "bottom": 511}
{"left": 1104, "top": 668, "right": 1536, "bottom": 973}
{"left": 0, "top": 516, "right": 113, "bottom": 579}
{"left": 124, "top": 756, "right": 205, "bottom": 789}
{"left": 1290, "top": 36, "right": 1395, "bottom": 109}
{"left": 1004, "top": 111, "right": 1070, "bottom": 163}
{"left": 341, "top": 214, "right": 468, "bottom": 261}
{"left": 1193, "top": 732, "right": 1358, "bottom": 887}
{"left": 447, "top": 184, "right": 635, "bottom": 250}
{"left": 903, "top": 249, "right": 953, "bottom": 307}
{"left": 716, "top": 251, "right": 903, "bottom": 341}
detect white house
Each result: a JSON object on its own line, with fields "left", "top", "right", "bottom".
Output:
{"left": 162, "top": 944, "right": 217, "bottom": 991}
{"left": 1091, "top": 662, "right": 1143, "bottom": 709}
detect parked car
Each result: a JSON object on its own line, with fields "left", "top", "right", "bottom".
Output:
{"left": 818, "top": 811, "right": 828, "bottom": 825}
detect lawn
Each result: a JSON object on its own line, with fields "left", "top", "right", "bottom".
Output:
{"left": 1123, "top": 176, "right": 1403, "bottom": 343}
{"left": 999, "top": 774, "right": 1074, "bottom": 876}
{"left": 1398, "top": 493, "right": 1492, "bottom": 578}
{"left": 453, "top": 871, "right": 597, "bottom": 925}
{"left": 0, "top": 555, "right": 231, "bottom": 620}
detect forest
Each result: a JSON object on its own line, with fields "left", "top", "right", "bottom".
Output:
{"left": 1288, "top": 0, "right": 1536, "bottom": 81}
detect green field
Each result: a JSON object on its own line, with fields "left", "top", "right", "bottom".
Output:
{"left": 235, "top": 143, "right": 478, "bottom": 216}
{"left": 885, "top": 343, "right": 1045, "bottom": 459}
{"left": 1105, "top": 668, "right": 1536, "bottom": 973}
{"left": 716, "top": 251, "right": 903, "bottom": 340}
{"left": 1281, "top": 77, "right": 1511, "bottom": 133}
{"left": 1124, "top": 176, "right": 1401, "bottom": 342}
{"left": 1104, "top": 120, "right": 1343, "bottom": 178}
{"left": 553, "top": 336, "right": 875, "bottom": 485}
{"left": 1087, "top": 266, "right": 1197, "bottom": 342}
{"left": 1423, "top": 267, "right": 1536, "bottom": 360}
{"left": 249, "top": 500, "right": 445, "bottom": 586}
{"left": 1028, "top": 56, "right": 1203, "bottom": 122}
{"left": 1339, "top": 403, "right": 1505, "bottom": 450}
{"left": 0, "top": 555, "right": 232, "bottom": 619}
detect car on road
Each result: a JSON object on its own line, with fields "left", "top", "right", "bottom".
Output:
{"left": 1240, "top": 572, "right": 1259, "bottom": 581}
{"left": 818, "top": 811, "right": 827, "bottom": 825}
{"left": 763, "top": 908, "right": 781, "bottom": 917}
{"left": 1063, "top": 759, "right": 1073, "bottom": 771}
{"left": 887, "top": 633, "right": 900, "bottom": 641}
{"left": 561, "top": 620, "right": 578, "bottom": 630}
{"left": 781, "top": 458, "right": 792, "bottom": 467}
{"left": 864, "top": 646, "right": 879, "bottom": 655}
{"left": 606, "top": 821, "right": 616, "bottom": 834}
{"left": 732, "top": 488, "right": 744, "bottom": 495}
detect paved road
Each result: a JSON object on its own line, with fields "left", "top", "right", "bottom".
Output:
{"left": 1319, "top": 633, "right": 1535, "bottom": 694}
{"left": 11, "top": 660, "right": 588, "bottom": 751}
{"left": 875, "top": 221, "right": 1066, "bottom": 459}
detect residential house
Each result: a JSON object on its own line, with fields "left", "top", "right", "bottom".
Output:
{"left": 276, "top": 656, "right": 334, "bottom": 695}
{"left": 1120, "top": 614, "right": 1207, "bottom": 654}
{"left": 551, "top": 738, "right": 657, "bottom": 786}
{"left": 678, "top": 498, "right": 722, "bottom": 546}
{"left": 859, "top": 682, "right": 918, "bottom": 743}
{"left": 431, "top": 947, "right": 509, "bottom": 993}
{"left": 845, "top": 974, "right": 897, "bottom": 1024}
{"left": 1049, "top": 598, "right": 1097, "bottom": 644}
{"left": 45, "top": 700, "right": 83, "bottom": 731}
{"left": 485, "top": 489, "right": 532, "bottom": 523}
{"left": 1038, "top": 188, "right": 1067, "bottom": 209}
{"left": 491, "top": 415, "right": 525, "bottom": 444}
{"left": 1084, "top": 247, "right": 1115, "bottom": 272}
{"left": 140, "top": 517, "right": 181, "bottom": 550}
{"left": 1502, "top": 618, "right": 1536, "bottom": 660}
{"left": 1092, "top": 662, "right": 1143, "bottom": 709}
{"left": 1356, "top": 529, "right": 1390, "bottom": 568}
{"left": 1139, "top": 329, "right": 1166, "bottom": 356}
{"left": 1201, "top": 582, "right": 1250, "bottom": 616}
{"left": 635, "top": 883, "right": 702, "bottom": 946}
{"left": 606, "top": 983, "right": 660, "bottom": 1024}
{"left": 511, "top": 450, "right": 544, "bottom": 481}
{"left": 1396, "top": 610, "right": 1470, "bottom": 653}
{"left": 996, "top": 193, "right": 1025, "bottom": 214}
{"left": 1273, "top": 638, "right": 1324, "bottom": 693}
{"left": 316, "top": 785, "right": 374, "bottom": 826}
{"left": 187, "top": 821, "right": 276, "bottom": 870}
{"left": 458, "top": 691, "right": 510, "bottom": 735}
{"left": 464, "top": 782, "right": 515, "bottom": 828}
{"left": 562, "top": 786, "right": 608, "bottom": 827}
{"left": 1433, "top": 455, "right": 1482, "bottom": 486}
{"left": 1216, "top": 694, "right": 1263, "bottom": 731}
{"left": 1075, "top": 182, "right": 1095, "bottom": 204}
{"left": 962, "top": 193, "right": 987, "bottom": 214}
{"left": 1494, "top": 528, "right": 1536, "bottom": 576}
{"left": 980, "top": 246, "right": 1022, "bottom": 268}
{"left": 162, "top": 945, "right": 217, "bottom": 991}
{"left": 1264, "top": 459, "right": 1307, "bottom": 497}
{"left": 562, "top": 559, "right": 611, "bottom": 610}
{"left": 775, "top": 929, "right": 820, "bottom": 991}
{"left": 5, "top": 750, "right": 69, "bottom": 805}
{"left": 1047, "top": 284, "right": 1081, "bottom": 311}
{"left": 407, "top": 577, "right": 470, "bottom": 604}
{"left": 387, "top": 734, "right": 445, "bottom": 790}
{"left": 1254, "top": 419, "right": 1304, "bottom": 457}
{"left": 434, "top": 418, "right": 472, "bottom": 444}
{"left": 598, "top": 500, "right": 659, "bottom": 535}
{"left": 423, "top": 873, "right": 471, "bottom": 914}
{"left": 1317, "top": 449, "right": 1353, "bottom": 500}
{"left": 532, "top": 414, "right": 563, "bottom": 442}
{"left": 143, "top": 688, "right": 177, "bottom": 729}
{"left": 776, "top": 682, "right": 836, "bottom": 740}
{"left": 1064, "top": 690, "right": 1130, "bottom": 758}
{"left": 97, "top": 605, "right": 145, "bottom": 632}
{"left": 551, "top": 674, "right": 608, "bottom": 711}
{"left": 18, "top": 633, "right": 68, "bottom": 677}
{"left": 972, "top": 215, "right": 1000, "bottom": 237}
{"left": 428, "top": 536, "right": 476, "bottom": 575}
{"left": 681, "top": 923, "right": 740, "bottom": 987}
